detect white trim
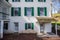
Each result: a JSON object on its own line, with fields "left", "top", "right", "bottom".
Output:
{"left": 55, "top": 22, "right": 57, "bottom": 35}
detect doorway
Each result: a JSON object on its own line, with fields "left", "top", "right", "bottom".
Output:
{"left": 3, "top": 21, "right": 9, "bottom": 33}
{"left": 40, "top": 23, "right": 45, "bottom": 33}
{"left": 14, "top": 22, "right": 19, "bottom": 32}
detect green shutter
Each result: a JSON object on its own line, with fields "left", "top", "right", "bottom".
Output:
{"left": 32, "top": 7, "right": 34, "bottom": 16}
{"left": 18, "top": 8, "right": 21, "bottom": 16}
{"left": 25, "top": 0, "right": 27, "bottom": 2}
{"left": 44, "top": 7, "right": 47, "bottom": 16}
{"left": 38, "top": 0, "right": 40, "bottom": 2}
{"left": 11, "top": 7, "right": 14, "bottom": 16}
{"left": 44, "top": 0, "right": 46, "bottom": 2}
{"left": 25, "top": 23, "right": 27, "bottom": 30}
{"left": 25, "top": 0, "right": 33, "bottom": 2}
{"left": 32, "top": 23, "right": 34, "bottom": 29}
{"left": 31, "top": 0, "right": 33, "bottom": 2}
{"left": 6, "top": 0, "right": 8, "bottom": 2}
{"left": 18, "top": 0, "right": 20, "bottom": 2}
{"left": 24, "top": 7, "right": 27, "bottom": 16}
{"left": 38, "top": 7, "right": 40, "bottom": 16}
{"left": 12, "top": 0, "right": 14, "bottom": 2}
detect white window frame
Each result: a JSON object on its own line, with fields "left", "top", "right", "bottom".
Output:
{"left": 13, "top": 8, "right": 19, "bottom": 16}
{"left": 40, "top": 7, "right": 45, "bottom": 16}
{"left": 38, "top": 0, "right": 44, "bottom": 2}
{"left": 13, "top": 0, "right": 20, "bottom": 2}
{"left": 26, "top": 0, "right": 33, "bottom": 2}
{"left": 40, "top": 23, "right": 45, "bottom": 33}
{"left": 14, "top": 22, "right": 19, "bottom": 31}
{"left": 26, "top": 7, "right": 32, "bottom": 16}
{"left": 27, "top": 23, "right": 32, "bottom": 29}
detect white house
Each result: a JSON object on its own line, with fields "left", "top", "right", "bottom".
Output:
{"left": 1, "top": 0, "right": 58, "bottom": 38}
{"left": 0, "top": 0, "right": 11, "bottom": 38}
{"left": 5, "top": 0, "right": 54, "bottom": 35}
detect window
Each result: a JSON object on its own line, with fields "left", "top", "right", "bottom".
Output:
{"left": 38, "top": 0, "right": 46, "bottom": 2}
{"left": 25, "top": 23, "right": 34, "bottom": 30}
{"left": 40, "top": 23, "right": 45, "bottom": 33}
{"left": 4, "top": 21, "right": 8, "bottom": 30}
{"left": 6, "top": 0, "right": 8, "bottom": 2}
{"left": 12, "top": 0, "right": 20, "bottom": 2}
{"left": 11, "top": 7, "right": 21, "bottom": 16}
{"left": 24, "top": 7, "right": 34, "bottom": 16}
{"left": 38, "top": 7, "right": 47, "bottom": 16}
{"left": 25, "top": 0, "right": 33, "bottom": 2}
{"left": 14, "top": 22, "right": 19, "bottom": 31}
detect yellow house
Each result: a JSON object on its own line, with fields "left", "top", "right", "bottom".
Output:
{"left": 52, "top": 13, "right": 60, "bottom": 24}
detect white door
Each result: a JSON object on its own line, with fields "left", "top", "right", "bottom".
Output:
{"left": 40, "top": 23, "right": 45, "bottom": 33}
{"left": 14, "top": 22, "right": 18, "bottom": 32}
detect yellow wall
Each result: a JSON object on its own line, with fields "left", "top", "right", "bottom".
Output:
{"left": 52, "top": 13, "right": 60, "bottom": 22}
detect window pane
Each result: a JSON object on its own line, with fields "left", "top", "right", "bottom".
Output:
{"left": 13, "top": 7, "right": 21, "bottom": 16}
{"left": 40, "top": 24, "right": 44, "bottom": 33}
{"left": 40, "top": 8, "right": 44, "bottom": 16}
{"left": 38, "top": 7, "right": 47, "bottom": 16}
{"left": 26, "top": 0, "right": 33, "bottom": 2}
{"left": 6, "top": 0, "right": 8, "bottom": 2}
{"left": 38, "top": 0, "right": 44, "bottom": 2}
{"left": 14, "top": 22, "right": 18, "bottom": 31}
{"left": 44, "top": 0, "right": 46, "bottom": 2}
{"left": 26, "top": 8, "right": 32, "bottom": 16}
{"left": 11, "top": 7, "right": 14, "bottom": 16}
{"left": 25, "top": 23, "right": 34, "bottom": 30}
{"left": 13, "top": 0, "right": 20, "bottom": 2}
{"left": 4, "top": 22, "right": 8, "bottom": 30}
{"left": 14, "top": 8, "right": 19, "bottom": 16}
{"left": 38, "top": 0, "right": 46, "bottom": 2}
{"left": 28, "top": 23, "right": 31, "bottom": 29}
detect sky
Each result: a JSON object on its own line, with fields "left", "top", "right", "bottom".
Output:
{"left": 52, "top": 0, "right": 60, "bottom": 13}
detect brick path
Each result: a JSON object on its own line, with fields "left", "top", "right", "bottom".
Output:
{"left": 2, "top": 33, "right": 60, "bottom": 40}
